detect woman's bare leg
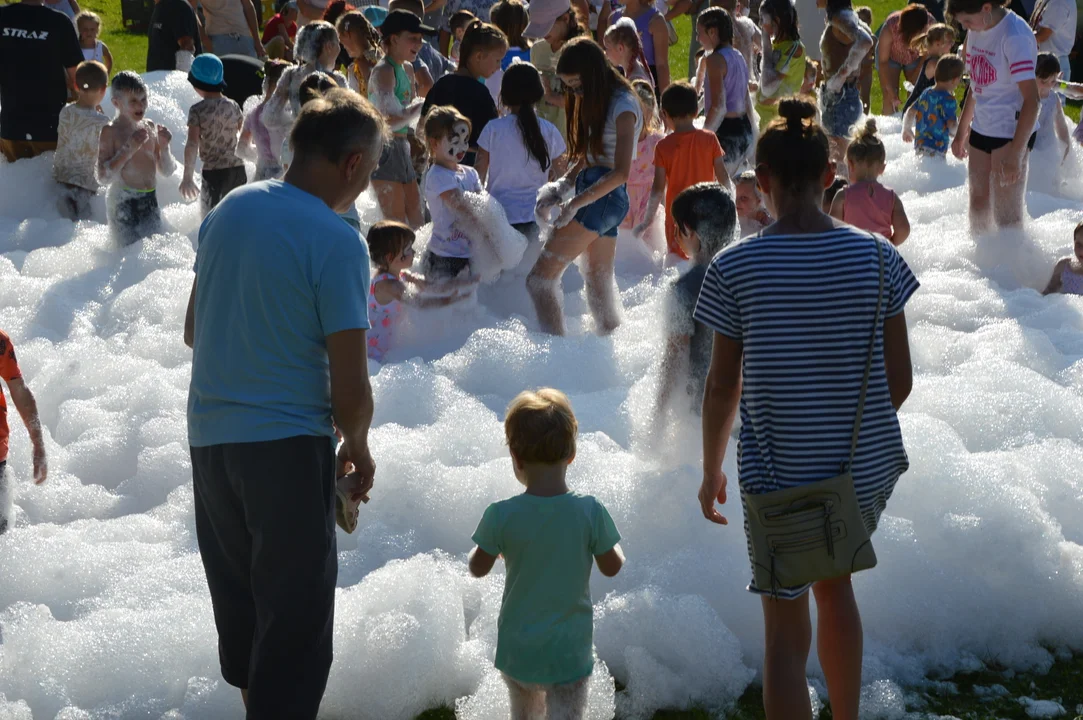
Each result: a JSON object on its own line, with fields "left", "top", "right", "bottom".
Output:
{"left": 812, "top": 576, "right": 863, "bottom": 720}
{"left": 583, "top": 234, "right": 621, "bottom": 335}
{"left": 526, "top": 221, "right": 599, "bottom": 335}
{"left": 967, "top": 148, "right": 994, "bottom": 235}
{"left": 991, "top": 145, "right": 1029, "bottom": 229}
{"left": 373, "top": 180, "right": 405, "bottom": 224}
{"left": 761, "top": 593, "right": 814, "bottom": 720}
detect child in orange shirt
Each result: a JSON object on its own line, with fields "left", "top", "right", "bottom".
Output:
{"left": 0, "top": 329, "right": 48, "bottom": 535}
{"left": 634, "top": 82, "right": 730, "bottom": 259}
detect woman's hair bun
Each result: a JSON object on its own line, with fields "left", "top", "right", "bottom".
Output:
{"left": 777, "top": 97, "right": 817, "bottom": 127}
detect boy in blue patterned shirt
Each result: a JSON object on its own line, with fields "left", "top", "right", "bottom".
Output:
{"left": 903, "top": 54, "right": 965, "bottom": 157}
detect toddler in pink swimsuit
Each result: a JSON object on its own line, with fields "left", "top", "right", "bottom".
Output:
{"left": 829, "top": 119, "right": 911, "bottom": 246}
{"left": 365, "top": 221, "right": 478, "bottom": 362}
{"left": 621, "top": 80, "right": 665, "bottom": 238}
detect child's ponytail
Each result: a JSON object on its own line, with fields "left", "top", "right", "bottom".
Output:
{"left": 847, "top": 118, "right": 886, "bottom": 166}
{"left": 604, "top": 18, "right": 654, "bottom": 92}
{"left": 459, "top": 21, "right": 509, "bottom": 77}
{"left": 501, "top": 63, "right": 550, "bottom": 171}
{"left": 909, "top": 22, "right": 955, "bottom": 54}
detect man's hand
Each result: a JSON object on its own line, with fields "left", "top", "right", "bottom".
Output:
{"left": 32, "top": 445, "right": 47, "bottom": 484}
{"left": 255, "top": 42, "right": 267, "bottom": 59}
{"left": 698, "top": 469, "right": 728, "bottom": 525}
{"left": 337, "top": 441, "right": 375, "bottom": 504}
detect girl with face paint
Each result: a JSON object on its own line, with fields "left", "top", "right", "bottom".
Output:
{"left": 420, "top": 106, "right": 497, "bottom": 282}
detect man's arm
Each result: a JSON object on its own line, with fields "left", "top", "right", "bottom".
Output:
{"left": 7, "top": 378, "right": 47, "bottom": 484}
{"left": 468, "top": 546, "right": 498, "bottom": 577}
{"left": 328, "top": 329, "right": 375, "bottom": 502}
{"left": 242, "top": 0, "right": 267, "bottom": 58}
{"left": 184, "top": 276, "right": 196, "bottom": 348}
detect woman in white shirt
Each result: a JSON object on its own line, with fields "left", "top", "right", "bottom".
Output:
{"left": 950, "top": 0, "right": 1039, "bottom": 233}
{"left": 528, "top": 37, "right": 643, "bottom": 336}
{"left": 1030, "top": 0, "right": 1077, "bottom": 80}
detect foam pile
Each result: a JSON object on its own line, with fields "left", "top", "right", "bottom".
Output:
{"left": 0, "top": 73, "right": 1082, "bottom": 719}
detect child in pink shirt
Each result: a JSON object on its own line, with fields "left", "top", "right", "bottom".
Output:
{"left": 829, "top": 119, "right": 910, "bottom": 246}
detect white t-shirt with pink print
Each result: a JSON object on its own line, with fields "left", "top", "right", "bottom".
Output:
{"left": 964, "top": 10, "right": 1038, "bottom": 140}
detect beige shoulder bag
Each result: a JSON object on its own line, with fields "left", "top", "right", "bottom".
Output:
{"left": 742, "top": 238, "right": 884, "bottom": 598}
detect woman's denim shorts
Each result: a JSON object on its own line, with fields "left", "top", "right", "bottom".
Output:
{"left": 821, "top": 82, "right": 864, "bottom": 138}
{"left": 572, "top": 165, "right": 629, "bottom": 238}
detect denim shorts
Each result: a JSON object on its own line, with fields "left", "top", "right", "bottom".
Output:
{"left": 209, "top": 33, "right": 257, "bottom": 58}
{"left": 572, "top": 166, "right": 629, "bottom": 238}
{"left": 821, "top": 82, "right": 863, "bottom": 138}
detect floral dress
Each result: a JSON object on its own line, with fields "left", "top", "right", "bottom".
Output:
{"left": 621, "top": 130, "right": 663, "bottom": 230}
{"left": 367, "top": 272, "right": 402, "bottom": 361}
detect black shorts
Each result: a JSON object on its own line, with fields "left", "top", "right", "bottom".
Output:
{"left": 0, "top": 460, "right": 8, "bottom": 536}
{"left": 201, "top": 165, "right": 248, "bottom": 214}
{"left": 969, "top": 128, "right": 1037, "bottom": 154}
{"left": 191, "top": 435, "right": 338, "bottom": 718}
{"left": 716, "top": 115, "right": 754, "bottom": 166}
{"left": 423, "top": 251, "right": 471, "bottom": 281}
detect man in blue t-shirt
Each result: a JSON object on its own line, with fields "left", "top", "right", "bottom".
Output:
{"left": 183, "top": 89, "right": 383, "bottom": 720}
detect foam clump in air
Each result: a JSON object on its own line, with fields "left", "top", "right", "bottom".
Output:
{"left": 2, "top": 71, "right": 1083, "bottom": 719}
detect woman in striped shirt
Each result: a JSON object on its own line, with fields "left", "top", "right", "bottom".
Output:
{"left": 695, "top": 96, "right": 918, "bottom": 720}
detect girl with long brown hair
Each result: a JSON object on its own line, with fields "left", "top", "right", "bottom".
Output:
{"left": 528, "top": 37, "right": 643, "bottom": 336}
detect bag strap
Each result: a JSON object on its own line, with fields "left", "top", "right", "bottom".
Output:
{"left": 845, "top": 237, "right": 885, "bottom": 469}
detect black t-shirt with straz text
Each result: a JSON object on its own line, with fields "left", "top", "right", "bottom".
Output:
{"left": 0, "top": 3, "right": 83, "bottom": 142}
{"left": 146, "top": 0, "right": 202, "bottom": 73}
{"left": 420, "top": 74, "right": 498, "bottom": 167}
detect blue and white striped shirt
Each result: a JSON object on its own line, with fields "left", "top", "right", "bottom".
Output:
{"left": 694, "top": 228, "right": 920, "bottom": 524}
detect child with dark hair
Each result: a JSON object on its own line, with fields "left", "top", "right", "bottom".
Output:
{"left": 97, "top": 71, "right": 177, "bottom": 246}
{"left": 1031, "top": 53, "right": 1072, "bottom": 161}
{"left": 449, "top": 9, "right": 476, "bottom": 63}
{"left": 486, "top": 0, "right": 532, "bottom": 102}
{"left": 830, "top": 119, "right": 910, "bottom": 245}
{"left": 421, "top": 20, "right": 506, "bottom": 165}
{"left": 635, "top": 81, "right": 727, "bottom": 258}
{"left": 654, "top": 182, "right": 737, "bottom": 426}
{"left": 1042, "top": 222, "right": 1083, "bottom": 295}
{"left": 903, "top": 53, "right": 963, "bottom": 157}
{"left": 365, "top": 220, "right": 476, "bottom": 361}
{"left": 476, "top": 63, "right": 568, "bottom": 243}
{"left": 181, "top": 54, "right": 247, "bottom": 217}
{"left": 53, "top": 60, "right": 110, "bottom": 220}
{"left": 822, "top": 176, "right": 848, "bottom": 213}
{"left": 697, "top": 7, "right": 753, "bottom": 173}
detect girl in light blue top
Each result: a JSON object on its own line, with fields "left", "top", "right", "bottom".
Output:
{"left": 469, "top": 388, "right": 624, "bottom": 718}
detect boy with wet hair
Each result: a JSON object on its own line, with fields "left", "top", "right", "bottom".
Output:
{"left": 97, "top": 71, "right": 177, "bottom": 246}
{"left": 653, "top": 182, "right": 738, "bottom": 425}
{"left": 180, "top": 54, "right": 247, "bottom": 217}
{"left": 53, "top": 60, "right": 110, "bottom": 220}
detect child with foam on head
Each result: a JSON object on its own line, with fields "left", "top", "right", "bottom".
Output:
{"left": 369, "top": 10, "right": 429, "bottom": 228}
{"left": 421, "top": 20, "right": 506, "bottom": 166}
{"left": 475, "top": 62, "right": 568, "bottom": 245}
{"left": 621, "top": 80, "right": 665, "bottom": 241}
{"left": 265, "top": 21, "right": 349, "bottom": 127}
{"left": 902, "top": 53, "right": 964, "bottom": 157}
{"left": 634, "top": 81, "right": 728, "bottom": 259}
{"left": 236, "top": 59, "right": 291, "bottom": 181}
{"left": 180, "top": 54, "right": 247, "bottom": 217}
{"left": 75, "top": 11, "right": 112, "bottom": 73}
{"left": 421, "top": 105, "right": 504, "bottom": 281}
{"left": 53, "top": 60, "right": 110, "bottom": 221}
{"left": 1042, "top": 221, "right": 1083, "bottom": 295}
{"left": 365, "top": 220, "right": 477, "bottom": 362}
{"left": 653, "top": 182, "right": 737, "bottom": 428}
{"left": 901, "top": 23, "right": 957, "bottom": 115}
{"left": 734, "top": 170, "right": 772, "bottom": 236}
{"left": 97, "top": 72, "right": 177, "bottom": 247}
{"left": 830, "top": 119, "right": 910, "bottom": 246}
{"left": 604, "top": 16, "right": 654, "bottom": 87}
{"left": 697, "top": 7, "right": 754, "bottom": 174}
{"left": 468, "top": 388, "right": 624, "bottom": 720}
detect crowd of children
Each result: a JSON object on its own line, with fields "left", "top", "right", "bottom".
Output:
{"left": 10, "top": 0, "right": 1083, "bottom": 712}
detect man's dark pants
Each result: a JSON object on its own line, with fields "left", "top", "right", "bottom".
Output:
{"left": 191, "top": 435, "right": 338, "bottom": 719}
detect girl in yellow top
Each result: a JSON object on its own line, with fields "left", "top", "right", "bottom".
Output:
{"left": 755, "top": 0, "right": 807, "bottom": 129}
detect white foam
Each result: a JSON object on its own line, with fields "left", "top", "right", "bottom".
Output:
{"left": 0, "top": 71, "right": 1082, "bottom": 719}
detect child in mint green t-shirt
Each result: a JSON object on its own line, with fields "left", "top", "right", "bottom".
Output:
{"left": 469, "top": 388, "right": 625, "bottom": 718}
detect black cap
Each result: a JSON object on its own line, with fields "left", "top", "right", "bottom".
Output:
{"left": 380, "top": 9, "right": 435, "bottom": 38}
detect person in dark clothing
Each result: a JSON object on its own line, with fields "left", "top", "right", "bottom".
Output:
{"left": 220, "top": 53, "right": 264, "bottom": 104}
{"left": 652, "top": 182, "right": 737, "bottom": 426}
{"left": 146, "top": 0, "right": 203, "bottom": 72}
{"left": 0, "top": 0, "right": 84, "bottom": 162}
{"left": 419, "top": 20, "right": 505, "bottom": 165}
